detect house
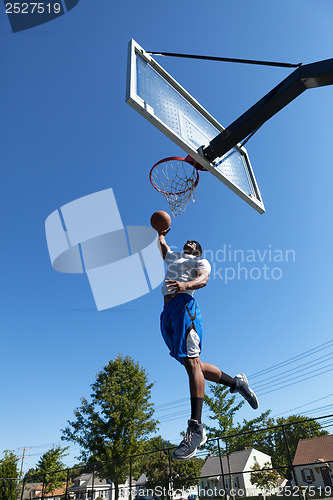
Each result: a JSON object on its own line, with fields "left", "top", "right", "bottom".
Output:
{"left": 21, "top": 483, "right": 43, "bottom": 499}
{"left": 293, "top": 434, "right": 333, "bottom": 489}
{"left": 135, "top": 473, "right": 154, "bottom": 500}
{"left": 68, "top": 473, "right": 113, "bottom": 499}
{"left": 67, "top": 472, "right": 136, "bottom": 500}
{"left": 21, "top": 482, "right": 67, "bottom": 499}
{"left": 118, "top": 477, "right": 136, "bottom": 500}
{"left": 199, "top": 448, "right": 280, "bottom": 497}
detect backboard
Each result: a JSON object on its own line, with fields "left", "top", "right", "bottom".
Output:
{"left": 126, "top": 39, "right": 265, "bottom": 214}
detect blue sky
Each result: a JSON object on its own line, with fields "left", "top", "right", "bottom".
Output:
{"left": 1, "top": 0, "right": 333, "bottom": 472}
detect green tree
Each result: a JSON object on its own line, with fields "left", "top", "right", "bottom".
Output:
{"left": 231, "top": 410, "right": 276, "bottom": 454}
{"left": 0, "top": 450, "right": 20, "bottom": 500}
{"left": 202, "top": 385, "right": 329, "bottom": 481}
{"left": 29, "top": 446, "right": 69, "bottom": 494}
{"left": 250, "top": 461, "right": 280, "bottom": 499}
{"left": 142, "top": 437, "right": 203, "bottom": 500}
{"left": 272, "top": 415, "right": 328, "bottom": 478}
{"left": 203, "top": 384, "right": 247, "bottom": 500}
{"left": 62, "top": 355, "right": 158, "bottom": 500}
{"left": 203, "top": 384, "right": 244, "bottom": 454}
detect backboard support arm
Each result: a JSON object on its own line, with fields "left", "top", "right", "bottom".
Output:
{"left": 202, "top": 58, "right": 333, "bottom": 162}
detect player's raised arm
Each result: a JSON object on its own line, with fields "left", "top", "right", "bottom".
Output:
{"left": 150, "top": 210, "right": 172, "bottom": 260}
{"left": 158, "top": 229, "right": 171, "bottom": 260}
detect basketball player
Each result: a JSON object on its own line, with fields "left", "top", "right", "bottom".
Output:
{"left": 158, "top": 229, "right": 258, "bottom": 461}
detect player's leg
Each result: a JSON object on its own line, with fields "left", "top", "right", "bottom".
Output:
{"left": 171, "top": 297, "right": 207, "bottom": 460}
{"left": 183, "top": 356, "right": 204, "bottom": 422}
{"left": 173, "top": 355, "right": 207, "bottom": 461}
{"left": 161, "top": 298, "right": 205, "bottom": 459}
{"left": 200, "top": 362, "right": 236, "bottom": 388}
{"left": 200, "top": 361, "right": 258, "bottom": 409}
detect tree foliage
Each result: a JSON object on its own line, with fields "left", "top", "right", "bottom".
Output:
{"left": 250, "top": 461, "right": 280, "bottom": 494}
{"left": 26, "top": 446, "right": 69, "bottom": 494}
{"left": 203, "top": 384, "right": 328, "bottom": 478}
{"left": 0, "top": 450, "right": 20, "bottom": 500}
{"left": 62, "top": 355, "right": 158, "bottom": 498}
{"left": 140, "top": 437, "right": 203, "bottom": 500}
{"left": 231, "top": 410, "right": 276, "bottom": 455}
{"left": 204, "top": 384, "right": 244, "bottom": 454}
{"left": 272, "top": 415, "right": 328, "bottom": 476}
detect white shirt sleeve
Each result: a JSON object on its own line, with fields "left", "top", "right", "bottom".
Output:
{"left": 197, "top": 258, "right": 211, "bottom": 275}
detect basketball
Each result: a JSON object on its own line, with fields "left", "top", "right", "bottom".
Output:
{"left": 150, "top": 210, "right": 171, "bottom": 232}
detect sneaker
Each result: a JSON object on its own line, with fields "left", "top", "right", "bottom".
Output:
{"left": 230, "top": 373, "right": 259, "bottom": 409}
{"left": 173, "top": 419, "right": 207, "bottom": 461}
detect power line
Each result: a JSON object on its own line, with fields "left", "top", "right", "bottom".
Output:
{"left": 156, "top": 365, "right": 333, "bottom": 423}
{"left": 154, "top": 359, "right": 333, "bottom": 421}
{"left": 15, "top": 341, "right": 333, "bottom": 462}
{"left": 248, "top": 340, "right": 333, "bottom": 379}
{"left": 299, "top": 405, "right": 333, "bottom": 417}
{"left": 256, "top": 367, "right": 333, "bottom": 397}
{"left": 250, "top": 353, "right": 333, "bottom": 389}
{"left": 153, "top": 340, "right": 333, "bottom": 418}
{"left": 253, "top": 362, "right": 333, "bottom": 392}
{"left": 154, "top": 398, "right": 188, "bottom": 410}
{"left": 272, "top": 393, "right": 333, "bottom": 417}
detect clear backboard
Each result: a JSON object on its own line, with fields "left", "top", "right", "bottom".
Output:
{"left": 126, "top": 39, "right": 265, "bottom": 214}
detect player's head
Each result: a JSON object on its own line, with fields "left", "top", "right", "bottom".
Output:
{"left": 183, "top": 240, "right": 203, "bottom": 257}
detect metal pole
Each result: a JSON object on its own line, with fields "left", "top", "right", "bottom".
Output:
{"left": 65, "top": 468, "right": 70, "bottom": 499}
{"left": 19, "top": 476, "right": 26, "bottom": 500}
{"left": 167, "top": 449, "right": 172, "bottom": 500}
{"left": 217, "top": 439, "right": 227, "bottom": 500}
{"left": 129, "top": 457, "right": 132, "bottom": 500}
{"left": 225, "top": 437, "right": 234, "bottom": 500}
{"left": 41, "top": 474, "right": 46, "bottom": 500}
{"left": 202, "top": 58, "right": 333, "bottom": 161}
{"left": 147, "top": 51, "right": 302, "bottom": 68}
{"left": 281, "top": 425, "right": 302, "bottom": 500}
{"left": 91, "top": 465, "right": 95, "bottom": 500}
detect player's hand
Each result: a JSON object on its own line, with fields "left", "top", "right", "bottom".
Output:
{"left": 165, "top": 279, "right": 187, "bottom": 296}
{"left": 158, "top": 228, "right": 171, "bottom": 237}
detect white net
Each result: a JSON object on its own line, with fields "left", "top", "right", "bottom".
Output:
{"left": 150, "top": 157, "right": 199, "bottom": 216}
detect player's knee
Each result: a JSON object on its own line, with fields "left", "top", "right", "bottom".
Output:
{"left": 184, "top": 356, "right": 201, "bottom": 373}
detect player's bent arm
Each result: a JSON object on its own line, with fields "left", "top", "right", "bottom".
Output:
{"left": 184, "top": 268, "right": 210, "bottom": 291}
{"left": 165, "top": 269, "right": 209, "bottom": 294}
{"left": 158, "top": 230, "right": 171, "bottom": 260}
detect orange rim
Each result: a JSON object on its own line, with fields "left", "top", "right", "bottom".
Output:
{"left": 149, "top": 156, "right": 200, "bottom": 196}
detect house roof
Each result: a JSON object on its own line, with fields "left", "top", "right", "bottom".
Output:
{"left": 21, "top": 483, "right": 43, "bottom": 500}
{"left": 70, "top": 472, "right": 111, "bottom": 490}
{"left": 35, "top": 485, "right": 66, "bottom": 498}
{"left": 293, "top": 434, "right": 333, "bottom": 465}
{"left": 136, "top": 473, "right": 148, "bottom": 486}
{"left": 200, "top": 449, "right": 253, "bottom": 478}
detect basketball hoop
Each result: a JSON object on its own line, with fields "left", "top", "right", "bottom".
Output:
{"left": 149, "top": 156, "right": 205, "bottom": 216}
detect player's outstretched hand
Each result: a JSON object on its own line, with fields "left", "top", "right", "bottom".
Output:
{"left": 165, "top": 279, "right": 187, "bottom": 296}
{"left": 158, "top": 228, "right": 171, "bottom": 237}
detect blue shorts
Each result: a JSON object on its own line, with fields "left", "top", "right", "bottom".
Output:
{"left": 160, "top": 293, "right": 202, "bottom": 364}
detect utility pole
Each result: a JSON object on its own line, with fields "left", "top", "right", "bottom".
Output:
{"left": 16, "top": 448, "right": 30, "bottom": 500}
{"left": 18, "top": 448, "right": 31, "bottom": 478}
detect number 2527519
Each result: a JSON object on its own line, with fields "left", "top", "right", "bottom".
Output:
{"left": 5, "top": 3, "right": 61, "bottom": 14}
